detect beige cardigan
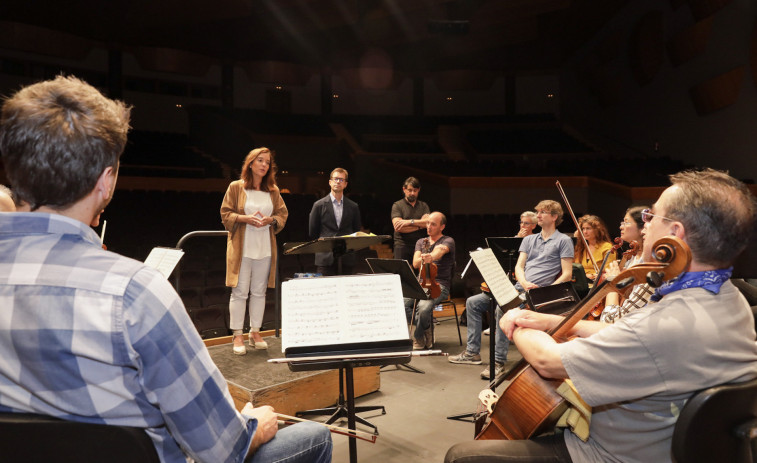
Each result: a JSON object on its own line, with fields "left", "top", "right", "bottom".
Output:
{"left": 220, "top": 180, "right": 288, "bottom": 288}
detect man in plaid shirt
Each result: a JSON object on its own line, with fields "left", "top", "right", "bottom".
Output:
{"left": 0, "top": 75, "right": 331, "bottom": 463}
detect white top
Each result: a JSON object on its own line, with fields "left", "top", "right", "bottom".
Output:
{"left": 243, "top": 189, "right": 273, "bottom": 259}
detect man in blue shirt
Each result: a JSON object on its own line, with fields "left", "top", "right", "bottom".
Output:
{"left": 449, "top": 200, "right": 574, "bottom": 379}
{"left": 0, "top": 75, "right": 331, "bottom": 463}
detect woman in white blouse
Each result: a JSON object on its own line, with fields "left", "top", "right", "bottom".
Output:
{"left": 221, "top": 147, "right": 288, "bottom": 355}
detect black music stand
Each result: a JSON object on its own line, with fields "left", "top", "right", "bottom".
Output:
{"left": 447, "top": 248, "right": 521, "bottom": 423}
{"left": 286, "top": 342, "right": 412, "bottom": 463}
{"left": 485, "top": 237, "right": 523, "bottom": 277}
{"left": 366, "top": 258, "right": 429, "bottom": 374}
{"left": 279, "top": 274, "right": 410, "bottom": 463}
{"left": 283, "top": 234, "right": 391, "bottom": 275}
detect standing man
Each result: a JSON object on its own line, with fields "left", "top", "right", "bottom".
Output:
{"left": 391, "top": 176, "right": 430, "bottom": 264}
{"left": 0, "top": 76, "right": 331, "bottom": 463}
{"left": 446, "top": 168, "right": 757, "bottom": 463}
{"left": 449, "top": 200, "right": 573, "bottom": 380}
{"left": 308, "top": 167, "right": 362, "bottom": 275}
{"left": 403, "top": 211, "right": 455, "bottom": 350}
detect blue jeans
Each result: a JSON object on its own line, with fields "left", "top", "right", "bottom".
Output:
{"left": 404, "top": 284, "right": 450, "bottom": 342}
{"left": 247, "top": 421, "right": 332, "bottom": 463}
{"left": 464, "top": 292, "right": 510, "bottom": 364}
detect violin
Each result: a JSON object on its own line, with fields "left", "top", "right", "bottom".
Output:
{"left": 619, "top": 240, "right": 640, "bottom": 268}
{"left": 419, "top": 238, "right": 441, "bottom": 299}
{"left": 474, "top": 236, "right": 691, "bottom": 441}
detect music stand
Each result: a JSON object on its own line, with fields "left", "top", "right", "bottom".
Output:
{"left": 485, "top": 237, "right": 523, "bottom": 276}
{"left": 447, "top": 248, "right": 521, "bottom": 423}
{"left": 279, "top": 274, "right": 411, "bottom": 463}
{"left": 284, "top": 235, "right": 390, "bottom": 275}
{"left": 366, "top": 258, "right": 429, "bottom": 374}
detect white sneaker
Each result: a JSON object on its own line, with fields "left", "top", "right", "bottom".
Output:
{"left": 483, "top": 328, "right": 490, "bottom": 336}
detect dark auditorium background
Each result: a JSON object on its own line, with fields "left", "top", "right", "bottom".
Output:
{"left": 2, "top": 0, "right": 757, "bottom": 329}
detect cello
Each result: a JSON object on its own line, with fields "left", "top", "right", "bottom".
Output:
{"left": 475, "top": 236, "right": 691, "bottom": 440}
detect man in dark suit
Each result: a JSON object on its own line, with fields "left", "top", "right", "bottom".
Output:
{"left": 308, "top": 167, "right": 362, "bottom": 275}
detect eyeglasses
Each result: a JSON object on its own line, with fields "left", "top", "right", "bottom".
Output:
{"left": 641, "top": 208, "right": 673, "bottom": 223}
{"left": 619, "top": 221, "right": 632, "bottom": 227}
{"left": 330, "top": 178, "right": 346, "bottom": 183}
{"left": 520, "top": 221, "right": 536, "bottom": 226}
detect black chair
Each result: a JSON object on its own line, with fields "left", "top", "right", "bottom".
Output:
{"left": 672, "top": 377, "right": 757, "bottom": 463}
{"left": 0, "top": 412, "right": 160, "bottom": 462}
{"left": 525, "top": 282, "right": 579, "bottom": 316}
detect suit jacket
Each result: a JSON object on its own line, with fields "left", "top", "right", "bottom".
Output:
{"left": 308, "top": 194, "right": 362, "bottom": 267}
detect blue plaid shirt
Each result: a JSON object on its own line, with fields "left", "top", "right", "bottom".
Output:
{"left": 0, "top": 213, "right": 254, "bottom": 462}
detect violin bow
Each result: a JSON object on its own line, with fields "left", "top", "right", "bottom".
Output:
{"left": 276, "top": 413, "right": 377, "bottom": 443}
{"left": 555, "top": 180, "right": 598, "bottom": 274}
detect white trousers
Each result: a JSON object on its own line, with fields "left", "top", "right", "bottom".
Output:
{"left": 229, "top": 256, "right": 271, "bottom": 334}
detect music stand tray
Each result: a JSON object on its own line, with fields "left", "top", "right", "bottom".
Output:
{"left": 283, "top": 235, "right": 391, "bottom": 256}
{"left": 284, "top": 235, "right": 390, "bottom": 275}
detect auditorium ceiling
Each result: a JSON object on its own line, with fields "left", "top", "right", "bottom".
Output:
{"left": 1, "top": 0, "right": 629, "bottom": 72}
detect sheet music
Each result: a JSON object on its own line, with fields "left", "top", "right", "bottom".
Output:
{"left": 144, "top": 247, "right": 185, "bottom": 278}
{"left": 470, "top": 248, "right": 519, "bottom": 308}
{"left": 281, "top": 274, "right": 408, "bottom": 352}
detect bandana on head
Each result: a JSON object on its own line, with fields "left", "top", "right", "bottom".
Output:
{"left": 650, "top": 267, "right": 733, "bottom": 302}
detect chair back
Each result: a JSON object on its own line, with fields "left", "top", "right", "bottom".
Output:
{"left": 0, "top": 412, "right": 160, "bottom": 462}
{"left": 571, "top": 263, "right": 590, "bottom": 298}
{"left": 672, "top": 377, "right": 757, "bottom": 463}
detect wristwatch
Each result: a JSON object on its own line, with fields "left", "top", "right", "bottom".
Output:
{"left": 410, "top": 219, "right": 415, "bottom": 226}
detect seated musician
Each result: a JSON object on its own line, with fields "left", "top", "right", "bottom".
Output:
{"left": 601, "top": 206, "right": 652, "bottom": 323}
{"left": 482, "top": 211, "right": 539, "bottom": 336}
{"left": 515, "top": 210, "right": 538, "bottom": 237}
{"left": 403, "top": 211, "right": 455, "bottom": 350}
{"left": 449, "top": 200, "right": 574, "bottom": 380}
{"left": 573, "top": 214, "right": 613, "bottom": 282}
{"left": 0, "top": 76, "right": 332, "bottom": 463}
{"left": 445, "top": 169, "right": 757, "bottom": 463}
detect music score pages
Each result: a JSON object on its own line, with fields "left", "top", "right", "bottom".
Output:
{"left": 281, "top": 274, "right": 408, "bottom": 352}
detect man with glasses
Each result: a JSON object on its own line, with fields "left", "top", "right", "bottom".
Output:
{"left": 308, "top": 167, "right": 362, "bottom": 275}
{"left": 446, "top": 169, "right": 757, "bottom": 463}
{"left": 449, "top": 200, "right": 574, "bottom": 380}
{"left": 482, "top": 211, "right": 539, "bottom": 335}
{"left": 515, "top": 210, "right": 538, "bottom": 237}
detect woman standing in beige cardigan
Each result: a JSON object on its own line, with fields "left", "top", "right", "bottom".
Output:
{"left": 220, "top": 147, "right": 288, "bottom": 355}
